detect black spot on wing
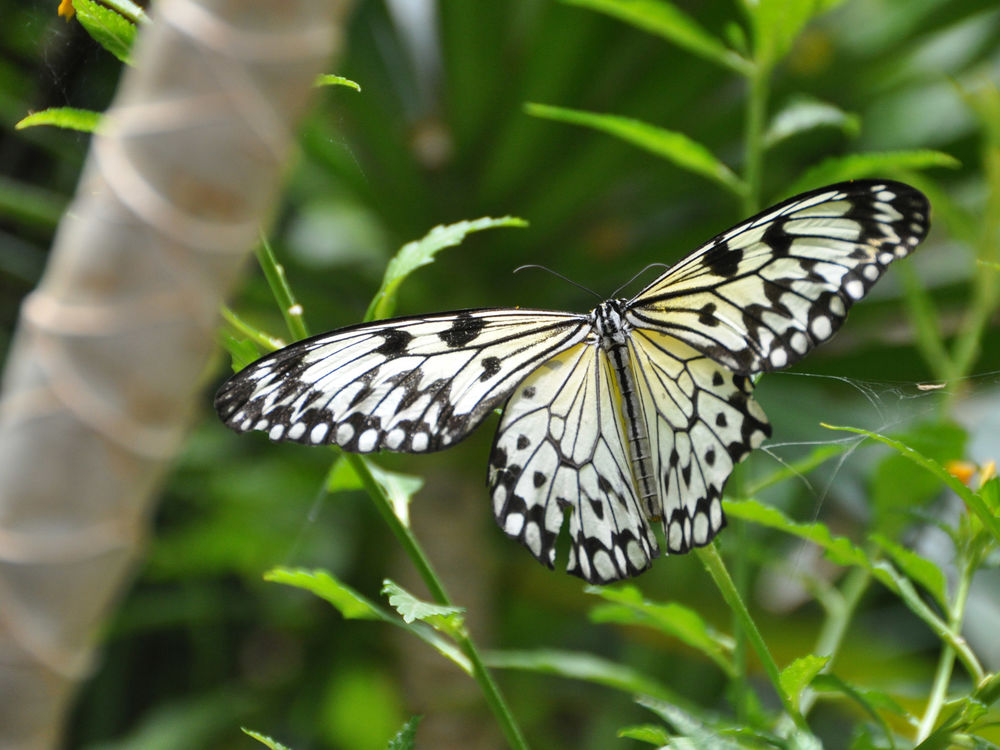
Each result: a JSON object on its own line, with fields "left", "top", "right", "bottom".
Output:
{"left": 698, "top": 302, "right": 718, "bottom": 327}
{"left": 702, "top": 239, "right": 742, "bottom": 278}
{"left": 439, "top": 311, "right": 486, "bottom": 348}
{"left": 375, "top": 329, "right": 412, "bottom": 356}
{"left": 761, "top": 216, "right": 793, "bottom": 256}
{"left": 480, "top": 355, "right": 501, "bottom": 381}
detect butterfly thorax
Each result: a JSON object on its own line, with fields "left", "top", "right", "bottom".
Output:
{"left": 592, "top": 300, "right": 661, "bottom": 520}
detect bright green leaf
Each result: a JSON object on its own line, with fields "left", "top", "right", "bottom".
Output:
{"left": 16, "top": 107, "right": 102, "bottom": 133}
{"left": 560, "top": 0, "right": 751, "bottom": 74}
{"left": 637, "top": 697, "right": 754, "bottom": 750}
{"left": 218, "top": 331, "right": 262, "bottom": 374}
{"left": 617, "top": 724, "right": 672, "bottom": 745}
{"left": 870, "top": 533, "right": 948, "bottom": 609}
{"left": 824, "top": 424, "right": 1000, "bottom": 546}
{"left": 782, "top": 150, "right": 960, "bottom": 197}
{"left": 386, "top": 717, "right": 421, "bottom": 750}
{"left": 764, "top": 97, "right": 860, "bottom": 148}
{"left": 780, "top": 654, "right": 829, "bottom": 706}
{"left": 381, "top": 579, "right": 465, "bottom": 635}
{"left": 744, "top": 443, "right": 849, "bottom": 496}
{"left": 367, "top": 463, "right": 423, "bottom": 527}
{"left": 525, "top": 103, "right": 745, "bottom": 195}
{"left": 366, "top": 216, "right": 527, "bottom": 321}
{"left": 325, "top": 456, "right": 364, "bottom": 493}
{"left": 724, "top": 498, "right": 873, "bottom": 571}
{"left": 981, "top": 476, "right": 999, "bottom": 513}
{"left": 870, "top": 420, "right": 967, "bottom": 535}
{"left": 811, "top": 673, "right": 909, "bottom": 737}
{"left": 484, "top": 649, "right": 681, "bottom": 704}
{"left": 744, "top": 0, "right": 843, "bottom": 71}
{"left": 73, "top": 0, "right": 136, "bottom": 63}
{"left": 265, "top": 567, "right": 380, "bottom": 620}
{"left": 243, "top": 728, "right": 293, "bottom": 750}
{"left": 587, "top": 585, "right": 734, "bottom": 674}
{"left": 314, "top": 74, "right": 362, "bottom": 91}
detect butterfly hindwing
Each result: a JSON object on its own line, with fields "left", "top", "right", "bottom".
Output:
{"left": 215, "top": 309, "right": 589, "bottom": 453}
{"left": 488, "top": 341, "right": 659, "bottom": 584}
{"left": 627, "top": 180, "right": 930, "bottom": 374}
{"left": 627, "top": 328, "right": 771, "bottom": 553}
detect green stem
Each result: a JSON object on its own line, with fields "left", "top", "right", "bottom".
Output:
{"left": 256, "top": 233, "right": 310, "bottom": 341}
{"left": 896, "top": 261, "right": 952, "bottom": 383}
{"left": 220, "top": 305, "right": 287, "bottom": 352}
{"left": 697, "top": 544, "right": 810, "bottom": 733}
{"left": 800, "top": 566, "right": 871, "bottom": 717}
{"left": 742, "top": 64, "right": 768, "bottom": 215}
{"left": 916, "top": 555, "right": 976, "bottom": 743}
{"left": 944, "top": 145, "right": 1000, "bottom": 391}
{"left": 343, "top": 454, "right": 531, "bottom": 750}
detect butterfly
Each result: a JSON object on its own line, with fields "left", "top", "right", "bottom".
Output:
{"left": 215, "top": 180, "right": 930, "bottom": 584}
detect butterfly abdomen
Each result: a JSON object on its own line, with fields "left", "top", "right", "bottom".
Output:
{"left": 593, "top": 300, "right": 660, "bottom": 520}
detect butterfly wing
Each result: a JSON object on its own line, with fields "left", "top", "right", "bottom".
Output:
{"left": 627, "top": 180, "right": 930, "bottom": 373}
{"left": 627, "top": 328, "right": 770, "bottom": 553}
{"left": 488, "top": 340, "right": 660, "bottom": 584}
{"left": 215, "top": 309, "right": 589, "bottom": 453}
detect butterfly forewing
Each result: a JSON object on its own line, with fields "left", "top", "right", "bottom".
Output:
{"left": 488, "top": 341, "right": 658, "bottom": 584}
{"left": 627, "top": 180, "right": 930, "bottom": 374}
{"left": 215, "top": 309, "right": 589, "bottom": 453}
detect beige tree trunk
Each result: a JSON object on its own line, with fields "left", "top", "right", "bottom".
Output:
{"left": 0, "top": 1, "right": 350, "bottom": 747}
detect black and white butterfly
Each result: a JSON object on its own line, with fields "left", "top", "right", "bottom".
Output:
{"left": 216, "top": 180, "right": 930, "bottom": 584}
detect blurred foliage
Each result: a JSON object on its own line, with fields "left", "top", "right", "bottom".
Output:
{"left": 3, "top": 1, "right": 1000, "bottom": 749}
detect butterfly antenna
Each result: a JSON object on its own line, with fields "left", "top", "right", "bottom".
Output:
{"left": 513, "top": 264, "right": 603, "bottom": 301}
{"left": 609, "top": 262, "right": 670, "bottom": 298}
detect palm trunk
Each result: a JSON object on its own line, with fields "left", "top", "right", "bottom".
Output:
{"left": 0, "top": 1, "right": 350, "bottom": 747}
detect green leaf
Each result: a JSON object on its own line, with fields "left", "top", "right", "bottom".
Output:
{"left": 724, "top": 498, "right": 873, "bottom": 571}
{"left": 823, "top": 424, "right": 1000, "bottom": 547}
{"left": 366, "top": 216, "right": 527, "bottom": 321}
{"left": 367, "top": 463, "right": 424, "bottom": 527}
{"left": 779, "top": 654, "right": 829, "bottom": 706}
{"left": 587, "top": 585, "right": 734, "bottom": 675}
{"left": 314, "top": 74, "right": 362, "bottom": 91}
{"left": 381, "top": 579, "right": 466, "bottom": 635}
{"left": 559, "top": 0, "right": 751, "bottom": 75}
{"left": 264, "top": 567, "right": 380, "bottom": 620}
{"left": 525, "top": 103, "right": 745, "bottom": 195}
{"left": 870, "top": 533, "right": 948, "bottom": 609}
{"left": 73, "top": 0, "right": 136, "bottom": 64}
{"left": 617, "top": 724, "right": 672, "bottom": 745}
{"left": 764, "top": 97, "right": 860, "bottom": 148}
{"left": 782, "top": 150, "right": 960, "bottom": 197}
{"left": 744, "top": 0, "right": 816, "bottom": 69}
{"left": 870, "top": 421, "right": 967, "bottom": 535}
{"left": 744, "top": 443, "right": 849, "bottom": 496}
{"left": 981, "top": 476, "right": 999, "bottom": 513}
{"left": 811, "top": 673, "right": 909, "bottom": 743}
{"left": 15, "top": 107, "right": 102, "bottom": 133}
{"left": 328, "top": 457, "right": 423, "bottom": 525}
{"left": 484, "top": 649, "right": 680, "bottom": 704}
{"left": 386, "top": 717, "right": 421, "bottom": 750}
{"left": 325, "top": 456, "right": 364, "bottom": 493}
{"left": 636, "top": 697, "right": 754, "bottom": 750}
{"left": 218, "top": 331, "right": 261, "bottom": 374}
{"left": 243, "top": 728, "right": 293, "bottom": 750}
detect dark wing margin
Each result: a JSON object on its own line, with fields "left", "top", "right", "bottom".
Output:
{"left": 627, "top": 180, "right": 930, "bottom": 374}
{"left": 215, "top": 309, "right": 589, "bottom": 453}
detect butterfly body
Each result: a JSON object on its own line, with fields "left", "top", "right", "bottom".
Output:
{"left": 216, "top": 180, "right": 930, "bottom": 584}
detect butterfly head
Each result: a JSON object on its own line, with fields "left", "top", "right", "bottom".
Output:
{"left": 592, "top": 299, "right": 632, "bottom": 348}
